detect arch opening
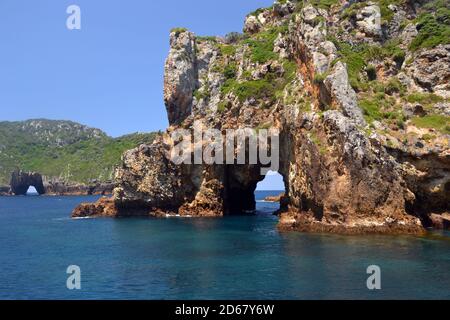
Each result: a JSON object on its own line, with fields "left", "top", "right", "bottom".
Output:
{"left": 10, "top": 170, "right": 46, "bottom": 196}
{"left": 222, "top": 168, "right": 287, "bottom": 215}
{"left": 255, "top": 171, "right": 285, "bottom": 215}
{"left": 26, "top": 186, "right": 39, "bottom": 196}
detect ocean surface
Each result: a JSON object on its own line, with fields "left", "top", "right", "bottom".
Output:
{"left": 0, "top": 191, "right": 449, "bottom": 300}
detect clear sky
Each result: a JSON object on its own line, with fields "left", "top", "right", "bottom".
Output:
{"left": 257, "top": 171, "right": 285, "bottom": 191}
{"left": 0, "top": 0, "right": 274, "bottom": 137}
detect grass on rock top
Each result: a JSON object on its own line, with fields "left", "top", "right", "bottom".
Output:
{"left": 215, "top": 21, "right": 296, "bottom": 105}
{"left": 406, "top": 93, "right": 444, "bottom": 106}
{"left": 244, "top": 27, "right": 284, "bottom": 64}
{"left": 411, "top": 115, "right": 450, "bottom": 135}
{"left": 220, "top": 58, "right": 297, "bottom": 104}
{"left": 410, "top": 1, "right": 450, "bottom": 51}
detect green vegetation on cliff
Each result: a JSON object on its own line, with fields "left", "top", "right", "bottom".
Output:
{"left": 244, "top": 26, "right": 285, "bottom": 63}
{"left": 0, "top": 120, "right": 157, "bottom": 185}
{"left": 411, "top": 115, "right": 450, "bottom": 135}
{"left": 410, "top": 0, "right": 450, "bottom": 51}
{"left": 327, "top": 37, "right": 406, "bottom": 91}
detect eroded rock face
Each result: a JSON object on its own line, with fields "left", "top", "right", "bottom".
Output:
{"left": 73, "top": 1, "right": 449, "bottom": 234}
{"left": 292, "top": 5, "right": 366, "bottom": 126}
{"left": 114, "top": 141, "right": 188, "bottom": 211}
{"left": 429, "top": 213, "right": 450, "bottom": 231}
{"left": 356, "top": 4, "right": 382, "bottom": 39}
{"left": 277, "top": 110, "right": 422, "bottom": 234}
{"left": 324, "top": 62, "right": 366, "bottom": 126}
{"left": 164, "top": 31, "right": 197, "bottom": 125}
{"left": 405, "top": 45, "right": 450, "bottom": 98}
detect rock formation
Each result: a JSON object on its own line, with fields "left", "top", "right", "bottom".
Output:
{"left": 72, "top": 197, "right": 119, "bottom": 218}
{"left": 72, "top": 0, "right": 449, "bottom": 234}
{"left": 0, "top": 185, "right": 11, "bottom": 196}
{"left": 4, "top": 170, "right": 114, "bottom": 196}
{"left": 264, "top": 193, "right": 285, "bottom": 203}
{"left": 429, "top": 213, "right": 450, "bottom": 230}
{"left": 44, "top": 179, "right": 114, "bottom": 196}
{"left": 10, "top": 170, "right": 46, "bottom": 195}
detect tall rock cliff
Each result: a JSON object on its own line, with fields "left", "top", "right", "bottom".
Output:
{"left": 73, "top": 0, "right": 450, "bottom": 234}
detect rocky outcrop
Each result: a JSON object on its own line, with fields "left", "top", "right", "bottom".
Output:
{"left": 429, "top": 213, "right": 450, "bottom": 231}
{"left": 10, "top": 170, "right": 46, "bottom": 195}
{"left": 404, "top": 45, "right": 450, "bottom": 98}
{"left": 355, "top": 3, "right": 382, "bottom": 39}
{"left": 44, "top": 179, "right": 114, "bottom": 196}
{"left": 3, "top": 170, "right": 114, "bottom": 196}
{"left": 0, "top": 185, "right": 10, "bottom": 196}
{"left": 323, "top": 62, "right": 367, "bottom": 126}
{"left": 164, "top": 30, "right": 197, "bottom": 125}
{"left": 244, "top": 15, "right": 263, "bottom": 34}
{"left": 292, "top": 5, "right": 367, "bottom": 126}
{"left": 72, "top": 0, "right": 449, "bottom": 234}
{"left": 264, "top": 193, "right": 285, "bottom": 203}
{"left": 72, "top": 197, "right": 118, "bottom": 218}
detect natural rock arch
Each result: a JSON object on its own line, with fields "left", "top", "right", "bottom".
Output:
{"left": 223, "top": 166, "right": 287, "bottom": 215}
{"left": 10, "top": 170, "right": 46, "bottom": 196}
{"left": 72, "top": 3, "right": 449, "bottom": 234}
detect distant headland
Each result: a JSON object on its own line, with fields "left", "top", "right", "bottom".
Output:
{"left": 0, "top": 119, "right": 157, "bottom": 195}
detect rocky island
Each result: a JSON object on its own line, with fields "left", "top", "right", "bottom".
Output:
{"left": 73, "top": 0, "right": 449, "bottom": 234}
{"left": 0, "top": 119, "right": 157, "bottom": 196}
{"left": 264, "top": 193, "right": 285, "bottom": 203}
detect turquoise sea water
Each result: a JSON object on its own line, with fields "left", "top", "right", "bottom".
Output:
{"left": 0, "top": 192, "right": 449, "bottom": 300}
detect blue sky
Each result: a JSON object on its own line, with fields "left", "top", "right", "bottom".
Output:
{"left": 257, "top": 171, "right": 284, "bottom": 191}
{"left": 0, "top": 0, "right": 273, "bottom": 137}
{"left": 0, "top": 0, "right": 284, "bottom": 190}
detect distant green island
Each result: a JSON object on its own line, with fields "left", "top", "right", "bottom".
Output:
{"left": 0, "top": 119, "right": 157, "bottom": 185}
